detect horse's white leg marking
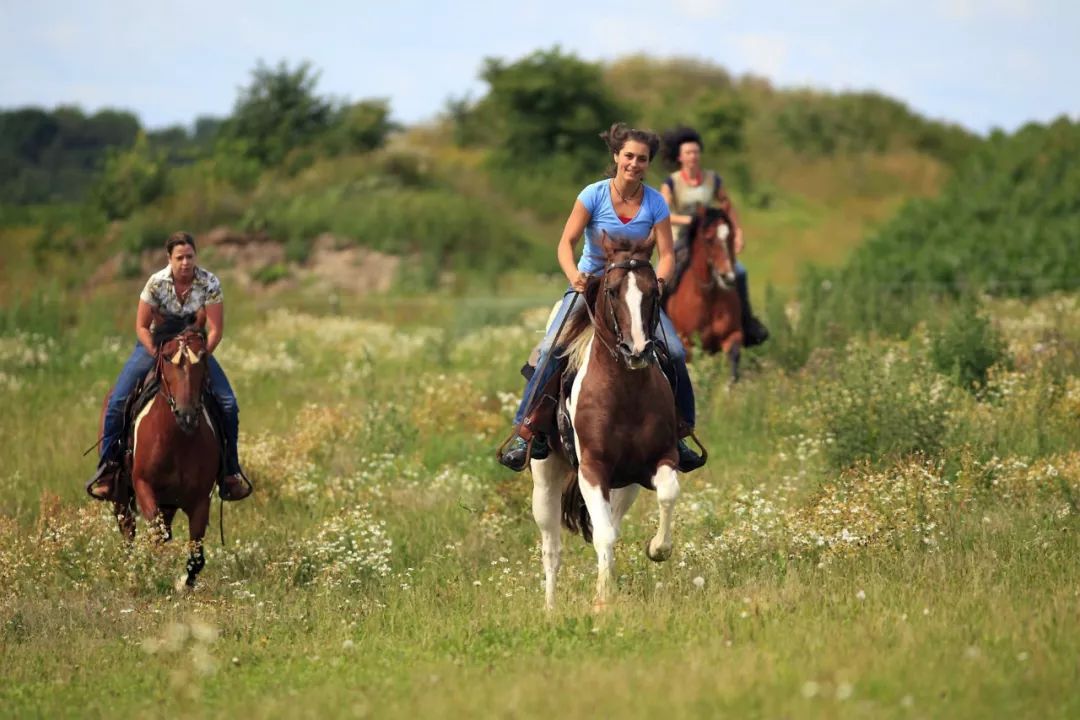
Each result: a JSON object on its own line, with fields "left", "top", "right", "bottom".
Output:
{"left": 579, "top": 472, "right": 617, "bottom": 605}
{"left": 647, "top": 465, "right": 680, "bottom": 562}
{"left": 531, "top": 455, "right": 565, "bottom": 611}
{"left": 131, "top": 396, "right": 156, "bottom": 460}
{"left": 625, "top": 275, "right": 648, "bottom": 354}
{"left": 609, "top": 485, "right": 641, "bottom": 535}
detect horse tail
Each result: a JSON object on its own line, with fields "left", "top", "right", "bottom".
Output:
{"left": 561, "top": 473, "right": 592, "bottom": 543}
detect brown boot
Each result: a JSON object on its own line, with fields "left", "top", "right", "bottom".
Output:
{"left": 219, "top": 473, "right": 252, "bottom": 501}
{"left": 85, "top": 460, "right": 120, "bottom": 501}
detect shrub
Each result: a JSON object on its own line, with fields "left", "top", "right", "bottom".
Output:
{"left": 930, "top": 302, "right": 1009, "bottom": 393}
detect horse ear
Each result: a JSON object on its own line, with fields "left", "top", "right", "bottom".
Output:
{"left": 600, "top": 230, "right": 614, "bottom": 257}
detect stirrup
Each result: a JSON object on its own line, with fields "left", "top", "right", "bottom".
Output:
{"left": 85, "top": 460, "right": 119, "bottom": 501}
{"left": 219, "top": 471, "right": 253, "bottom": 501}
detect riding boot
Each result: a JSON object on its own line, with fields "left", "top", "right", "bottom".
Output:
{"left": 498, "top": 433, "right": 550, "bottom": 472}
{"left": 736, "top": 270, "right": 769, "bottom": 348}
{"left": 675, "top": 419, "right": 706, "bottom": 473}
{"left": 86, "top": 444, "right": 121, "bottom": 501}
{"left": 219, "top": 469, "right": 253, "bottom": 501}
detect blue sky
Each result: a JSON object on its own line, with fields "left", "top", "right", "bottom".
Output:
{"left": 1, "top": 0, "right": 1075, "bottom": 134}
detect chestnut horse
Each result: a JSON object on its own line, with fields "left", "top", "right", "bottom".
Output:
{"left": 102, "top": 322, "right": 220, "bottom": 588}
{"left": 531, "top": 234, "right": 681, "bottom": 610}
{"left": 664, "top": 206, "right": 744, "bottom": 382}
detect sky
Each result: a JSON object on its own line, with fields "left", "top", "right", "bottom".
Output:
{"left": 1, "top": 0, "right": 1076, "bottom": 135}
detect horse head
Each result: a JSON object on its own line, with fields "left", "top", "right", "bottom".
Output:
{"left": 693, "top": 206, "right": 737, "bottom": 291}
{"left": 156, "top": 324, "right": 209, "bottom": 436}
{"left": 596, "top": 232, "right": 662, "bottom": 370}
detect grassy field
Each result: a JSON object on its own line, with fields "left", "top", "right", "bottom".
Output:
{"left": 2, "top": 268, "right": 1079, "bottom": 718}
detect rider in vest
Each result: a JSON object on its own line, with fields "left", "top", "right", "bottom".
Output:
{"left": 86, "top": 231, "right": 252, "bottom": 502}
{"left": 660, "top": 126, "right": 768, "bottom": 347}
{"left": 498, "top": 123, "right": 706, "bottom": 474}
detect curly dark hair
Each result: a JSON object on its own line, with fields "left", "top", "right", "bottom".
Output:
{"left": 600, "top": 122, "right": 661, "bottom": 177}
{"left": 660, "top": 126, "right": 704, "bottom": 169}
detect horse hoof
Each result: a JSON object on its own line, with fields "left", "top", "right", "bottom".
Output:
{"left": 646, "top": 540, "right": 672, "bottom": 563}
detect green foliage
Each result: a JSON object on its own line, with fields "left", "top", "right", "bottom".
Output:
{"left": 930, "top": 302, "right": 1009, "bottom": 393}
{"left": 772, "top": 118, "right": 1080, "bottom": 364}
{"left": 222, "top": 60, "right": 334, "bottom": 167}
{"left": 775, "top": 91, "right": 978, "bottom": 164}
{"left": 323, "top": 99, "right": 396, "bottom": 155}
{"left": 0, "top": 106, "right": 140, "bottom": 204}
{"left": 91, "top": 133, "right": 169, "bottom": 220}
{"left": 813, "top": 342, "right": 953, "bottom": 470}
{"left": 463, "top": 47, "right": 628, "bottom": 176}
{"left": 252, "top": 262, "right": 290, "bottom": 285}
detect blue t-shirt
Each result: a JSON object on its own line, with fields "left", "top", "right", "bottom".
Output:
{"left": 576, "top": 179, "right": 670, "bottom": 275}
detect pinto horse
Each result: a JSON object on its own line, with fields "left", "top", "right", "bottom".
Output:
{"left": 531, "top": 234, "right": 681, "bottom": 610}
{"left": 102, "top": 321, "right": 220, "bottom": 588}
{"left": 665, "top": 206, "right": 744, "bottom": 382}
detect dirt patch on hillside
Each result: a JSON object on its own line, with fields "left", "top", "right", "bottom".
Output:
{"left": 94, "top": 227, "right": 399, "bottom": 296}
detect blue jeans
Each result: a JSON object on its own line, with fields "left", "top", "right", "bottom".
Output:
{"left": 102, "top": 343, "right": 242, "bottom": 474}
{"left": 513, "top": 290, "right": 696, "bottom": 428}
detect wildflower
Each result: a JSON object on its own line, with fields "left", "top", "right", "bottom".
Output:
{"left": 855, "top": 589, "right": 866, "bottom": 601}
{"left": 692, "top": 576, "right": 705, "bottom": 589}
{"left": 801, "top": 681, "right": 820, "bottom": 699}
{"left": 836, "top": 682, "right": 854, "bottom": 701}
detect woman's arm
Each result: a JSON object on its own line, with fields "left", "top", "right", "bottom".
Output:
{"left": 135, "top": 300, "right": 156, "bottom": 355}
{"left": 205, "top": 303, "right": 224, "bottom": 354}
{"left": 558, "top": 200, "right": 592, "bottom": 292}
{"left": 660, "top": 183, "right": 692, "bottom": 226}
{"left": 653, "top": 217, "right": 675, "bottom": 286}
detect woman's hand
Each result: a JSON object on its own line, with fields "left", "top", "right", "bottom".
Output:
{"left": 570, "top": 271, "right": 589, "bottom": 293}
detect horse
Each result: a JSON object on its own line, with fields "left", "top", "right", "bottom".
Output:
{"left": 530, "top": 234, "right": 681, "bottom": 610}
{"left": 100, "top": 320, "right": 220, "bottom": 588}
{"left": 664, "top": 205, "right": 744, "bottom": 382}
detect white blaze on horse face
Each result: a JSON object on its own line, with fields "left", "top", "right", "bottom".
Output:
{"left": 624, "top": 272, "right": 649, "bottom": 354}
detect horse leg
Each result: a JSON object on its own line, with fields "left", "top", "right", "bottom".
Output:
{"left": 182, "top": 499, "right": 210, "bottom": 589}
{"left": 531, "top": 455, "right": 567, "bottom": 611}
{"left": 113, "top": 500, "right": 136, "bottom": 542}
{"left": 646, "top": 465, "right": 680, "bottom": 562}
{"left": 727, "top": 343, "right": 741, "bottom": 385}
{"left": 132, "top": 476, "right": 166, "bottom": 542}
{"left": 609, "top": 485, "right": 641, "bottom": 535}
{"left": 160, "top": 507, "right": 177, "bottom": 542}
{"left": 578, "top": 467, "right": 616, "bottom": 608}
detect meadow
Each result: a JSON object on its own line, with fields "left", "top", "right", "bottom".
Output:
{"left": 2, "top": 272, "right": 1078, "bottom": 718}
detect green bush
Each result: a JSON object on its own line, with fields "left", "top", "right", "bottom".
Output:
{"left": 814, "top": 342, "right": 954, "bottom": 470}
{"left": 91, "top": 133, "right": 168, "bottom": 220}
{"left": 930, "top": 302, "right": 1009, "bottom": 393}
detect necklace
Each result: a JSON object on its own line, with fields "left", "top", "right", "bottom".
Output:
{"left": 610, "top": 179, "right": 642, "bottom": 204}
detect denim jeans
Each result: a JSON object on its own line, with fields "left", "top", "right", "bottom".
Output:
{"left": 513, "top": 289, "right": 696, "bottom": 428}
{"left": 102, "top": 343, "right": 242, "bottom": 474}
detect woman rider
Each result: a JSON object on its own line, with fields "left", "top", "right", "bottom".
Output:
{"left": 86, "top": 231, "right": 252, "bottom": 502}
{"left": 659, "top": 126, "right": 768, "bottom": 346}
{"left": 498, "top": 123, "right": 705, "bottom": 473}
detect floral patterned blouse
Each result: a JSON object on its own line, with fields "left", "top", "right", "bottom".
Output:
{"left": 139, "top": 266, "right": 223, "bottom": 317}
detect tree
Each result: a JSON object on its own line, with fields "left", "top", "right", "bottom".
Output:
{"left": 223, "top": 60, "right": 333, "bottom": 166}
{"left": 92, "top": 132, "right": 168, "bottom": 220}
{"left": 476, "top": 47, "right": 628, "bottom": 173}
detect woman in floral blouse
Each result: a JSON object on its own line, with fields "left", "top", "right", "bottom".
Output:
{"left": 87, "top": 231, "right": 251, "bottom": 502}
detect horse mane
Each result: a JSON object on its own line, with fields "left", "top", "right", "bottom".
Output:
{"left": 152, "top": 314, "right": 205, "bottom": 347}
{"left": 559, "top": 277, "right": 602, "bottom": 373}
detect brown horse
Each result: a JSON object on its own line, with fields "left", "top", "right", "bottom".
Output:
{"left": 101, "top": 322, "right": 219, "bottom": 588}
{"left": 530, "top": 234, "right": 681, "bottom": 610}
{"left": 665, "top": 206, "right": 744, "bottom": 382}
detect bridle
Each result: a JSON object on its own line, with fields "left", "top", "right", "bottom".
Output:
{"left": 694, "top": 210, "right": 736, "bottom": 291}
{"left": 585, "top": 257, "right": 663, "bottom": 368}
{"left": 156, "top": 330, "right": 208, "bottom": 424}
